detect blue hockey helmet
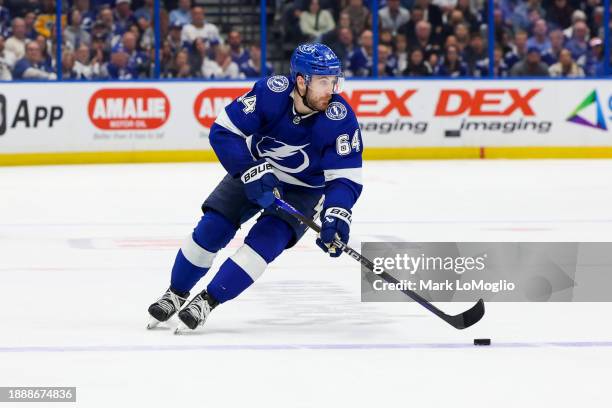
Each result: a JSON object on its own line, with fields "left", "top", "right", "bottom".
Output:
{"left": 290, "top": 43, "right": 344, "bottom": 93}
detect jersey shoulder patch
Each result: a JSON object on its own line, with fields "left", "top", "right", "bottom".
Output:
{"left": 322, "top": 94, "right": 356, "bottom": 125}
{"left": 325, "top": 101, "right": 348, "bottom": 120}
{"left": 249, "top": 76, "right": 293, "bottom": 121}
{"left": 266, "top": 75, "right": 290, "bottom": 93}
{"left": 313, "top": 95, "right": 360, "bottom": 152}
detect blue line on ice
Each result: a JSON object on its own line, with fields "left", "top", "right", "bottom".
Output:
{"left": 1, "top": 341, "right": 612, "bottom": 353}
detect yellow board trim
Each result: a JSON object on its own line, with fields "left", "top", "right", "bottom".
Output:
{"left": 1, "top": 146, "right": 612, "bottom": 166}
{"left": 0, "top": 150, "right": 220, "bottom": 166}
{"left": 484, "top": 146, "right": 612, "bottom": 159}
{"left": 364, "top": 147, "right": 481, "bottom": 160}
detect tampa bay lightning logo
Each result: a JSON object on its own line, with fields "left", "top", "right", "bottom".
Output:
{"left": 256, "top": 136, "right": 310, "bottom": 173}
{"left": 325, "top": 102, "right": 347, "bottom": 121}
{"left": 298, "top": 44, "right": 317, "bottom": 54}
{"left": 266, "top": 75, "right": 289, "bottom": 93}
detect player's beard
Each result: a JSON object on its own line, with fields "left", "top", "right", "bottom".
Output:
{"left": 306, "top": 91, "right": 332, "bottom": 112}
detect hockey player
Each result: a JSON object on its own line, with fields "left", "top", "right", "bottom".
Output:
{"left": 147, "top": 43, "right": 363, "bottom": 332}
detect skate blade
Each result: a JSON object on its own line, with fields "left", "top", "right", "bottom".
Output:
{"left": 174, "top": 320, "right": 200, "bottom": 335}
{"left": 174, "top": 322, "right": 195, "bottom": 335}
{"left": 146, "top": 317, "right": 162, "bottom": 330}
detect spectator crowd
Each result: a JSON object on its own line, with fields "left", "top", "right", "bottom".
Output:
{"left": 0, "top": 0, "right": 272, "bottom": 80}
{"left": 284, "top": 0, "right": 609, "bottom": 77}
{"left": 0, "top": 0, "right": 609, "bottom": 80}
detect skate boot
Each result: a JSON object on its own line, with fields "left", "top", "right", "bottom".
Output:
{"left": 175, "top": 290, "right": 219, "bottom": 333}
{"left": 147, "top": 287, "right": 189, "bottom": 329}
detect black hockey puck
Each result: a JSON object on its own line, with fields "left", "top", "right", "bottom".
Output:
{"left": 474, "top": 338, "right": 491, "bottom": 346}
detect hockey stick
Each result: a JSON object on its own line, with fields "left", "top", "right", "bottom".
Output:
{"left": 274, "top": 196, "right": 485, "bottom": 330}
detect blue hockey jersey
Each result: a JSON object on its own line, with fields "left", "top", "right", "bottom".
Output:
{"left": 209, "top": 75, "right": 363, "bottom": 211}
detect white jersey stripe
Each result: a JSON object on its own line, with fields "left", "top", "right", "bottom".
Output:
{"left": 215, "top": 108, "right": 248, "bottom": 138}
{"left": 324, "top": 167, "right": 363, "bottom": 185}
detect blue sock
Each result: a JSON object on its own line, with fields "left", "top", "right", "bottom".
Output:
{"left": 170, "top": 210, "right": 236, "bottom": 294}
{"left": 208, "top": 216, "right": 293, "bottom": 303}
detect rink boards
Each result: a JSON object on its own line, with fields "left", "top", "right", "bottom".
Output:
{"left": 0, "top": 79, "right": 611, "bottom": 165}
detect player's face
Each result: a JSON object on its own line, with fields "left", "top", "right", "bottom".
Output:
{"left": 306, "top": 75, "right": 342, "bottom": 111}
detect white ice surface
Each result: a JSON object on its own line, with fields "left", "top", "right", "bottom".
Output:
{"left": 1, "top": 160, "right": 611, "bottom": 408}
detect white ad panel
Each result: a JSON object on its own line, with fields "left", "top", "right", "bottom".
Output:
{"left": 0, "top": 79, "right": 610, "bottom": 154}
{"left": 343, "top": 80, "right": 612, "bottom": 147}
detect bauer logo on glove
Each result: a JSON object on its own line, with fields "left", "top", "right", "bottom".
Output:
{"left": 241, "top": 161, "right": 274, "bottom": 183}
{"left": 240, "top": 160, "right": 280, "bottom": 209}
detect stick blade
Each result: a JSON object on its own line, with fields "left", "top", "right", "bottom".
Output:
{"left": 444, "top": 298, "right": 485, "bottom": 330}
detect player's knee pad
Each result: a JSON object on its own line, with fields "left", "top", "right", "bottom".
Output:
{"left": 180, "top": 210, "right": 236, "bottom": 268}
{"left": 244, "top": 215, "right": 294, "bottom": 264}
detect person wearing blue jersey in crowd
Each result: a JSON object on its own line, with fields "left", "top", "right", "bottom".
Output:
{"left": 239, "top": 43, "right": 273, "bottom": 78}
{"left": 111, "top": 31, "right": 148, "bottom": 77}
{"left": 147, "top": 43, "right": 364, "bottom": 332}
{"left": 228, "top": 30, "right": 249, "bottom": 67}
{"left": 13, "top": 40, "right": 56, "bottom": 80}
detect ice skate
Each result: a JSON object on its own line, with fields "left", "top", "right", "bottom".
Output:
{"left": 147, "top": 288, "right": 189, "bottom": 329}
{"left": 174, "top": 290, "right": 219, "bottom": 334}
